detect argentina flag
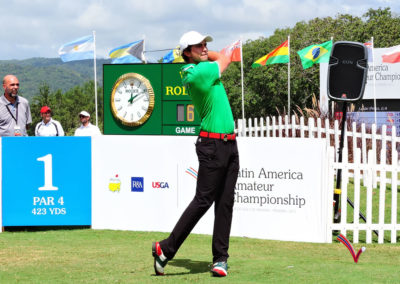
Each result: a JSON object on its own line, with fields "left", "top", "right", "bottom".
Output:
{"left": 58, "top": 35, "right": 94, "bottom": 62}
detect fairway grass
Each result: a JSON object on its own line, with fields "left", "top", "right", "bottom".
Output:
{"left": 1, "top": 229, "right": 400, "bottom": 283}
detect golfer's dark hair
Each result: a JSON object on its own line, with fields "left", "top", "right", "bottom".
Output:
{"left": 182, "top": 46, "right": 192, "bottom": 63}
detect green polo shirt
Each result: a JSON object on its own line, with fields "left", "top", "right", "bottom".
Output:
{"left": 181, "top": 61, "right": 234, "bottom": 134}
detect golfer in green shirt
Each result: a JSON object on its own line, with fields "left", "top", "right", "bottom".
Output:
{"left": 153, "top": 31, "right": 240, "bottom": 277}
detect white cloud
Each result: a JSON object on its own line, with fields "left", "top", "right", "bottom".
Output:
{"left": 0, "top": 0, "right": 398, "bottom": 60}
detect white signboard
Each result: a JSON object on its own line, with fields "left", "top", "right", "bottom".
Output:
{"left": 92, "top": 136, "right": 329, "bottom": 243}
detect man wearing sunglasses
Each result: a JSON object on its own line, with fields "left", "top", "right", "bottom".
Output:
{"left": 152, "top": 31, "right": 239, "bottom": 278}
{"left": 35, "top": 106, "right": 64, "bottom": 136}
{"left": 74, "top": 110, "right": 101, "bottom": 137}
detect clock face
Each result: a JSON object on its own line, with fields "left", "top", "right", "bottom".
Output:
{"left": 111, "top": 73, "right": 155, "bottom": 126}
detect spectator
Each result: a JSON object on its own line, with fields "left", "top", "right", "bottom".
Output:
{"left": 0, "top": 74, "right": 32, "bottom": 136}
{"left": 35, "top": 106, "right": 65, "bottom": 136}
{"left": 74, "top": 111, "right": 101, "bottom": 136}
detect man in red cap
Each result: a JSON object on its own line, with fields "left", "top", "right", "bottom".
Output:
{"left": 34, "top": 106, "right": 64, "bottom": 136}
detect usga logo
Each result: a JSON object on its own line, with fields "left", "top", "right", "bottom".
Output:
{"left": 131, "top": 177, "right": 144, "bottom": 192}
{"left": 152, "top": 182, "right": 169, "bottom": 189}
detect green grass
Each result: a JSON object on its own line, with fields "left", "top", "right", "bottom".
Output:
{"left": 1, "top": 229, "right": 400, "bottom": 283}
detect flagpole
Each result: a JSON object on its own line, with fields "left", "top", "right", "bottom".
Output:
{"left": 371, "top": 36, "right": 377, "bottom": 124}
{"left": 93, "top": 30, "right": 98, "bottom": 127}
{"left": 288, "top": 35, "right": 291, "bottom": 116}
{"left": 240, "top": 39, "right": 245, "bottom": 123}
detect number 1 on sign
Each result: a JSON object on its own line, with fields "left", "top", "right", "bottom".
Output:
{"left": 37, "top": 154, "right": 58, "bottom": 191}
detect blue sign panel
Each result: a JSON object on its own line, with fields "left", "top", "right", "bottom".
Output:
{"left": 2, "top": 137, "right": 91, "bottom": 226}
{"left": 131, "top": 177, "right": 144, "bottom": 192}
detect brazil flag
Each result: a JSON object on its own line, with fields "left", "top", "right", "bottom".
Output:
{"left": 297, "top": 40, "right": 332, "bottom": 69}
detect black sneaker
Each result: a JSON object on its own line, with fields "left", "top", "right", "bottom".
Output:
{"left": 152, "top": 242, "right": 168, "bottom": 275}
{"left": 211, "top": 261, "right": 228, "bottom": 277}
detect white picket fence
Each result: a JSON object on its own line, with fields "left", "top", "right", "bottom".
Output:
{"left": 235, "top": 116, "right": 400, "bottom": 243}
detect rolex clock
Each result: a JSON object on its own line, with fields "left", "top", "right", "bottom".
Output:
{"left": 104, "top": 64, "right": 200, "bottom": 135}
{"left": 111, "top": 72, "right": 155, "bottom": 126}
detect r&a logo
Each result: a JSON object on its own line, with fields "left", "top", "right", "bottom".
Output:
{"left": 131, "top": 177, "right": 144, "bottom": 192}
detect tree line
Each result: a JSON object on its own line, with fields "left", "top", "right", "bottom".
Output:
{"left": 223, "top": 7, "right": 400, "bottom": 119}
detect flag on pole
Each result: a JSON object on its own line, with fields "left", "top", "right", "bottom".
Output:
{"left": 58, "top": 35, "right": 94, "bottom": 62}
{"left": 127, "top": 40, "right": 145, "bottom": 60}
{"left": 297, "top": 40, "right": 332, "bottom": 69}
{"left": 220, "top": 40, "right": 241, "bottom": 62}
{"left": 381, "top": 44, "right": 400, "bottom": 63}
{"left": 364, "top": 41, "right": 373, "bottom": 62}
{"left": 109, "top": 40, "right": 144, "bottom": 64}
{"left": 252, "top": 40, "right": 289, "bottom": 68}
{"left": 162, "top": 46, "right": 184, "bottom": 63}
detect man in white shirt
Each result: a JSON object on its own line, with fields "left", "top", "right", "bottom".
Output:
{"left": 35, "top": 106, "right": 64, "bottom": 136}
{"left": 74, "top": 110, "right": 101, "bottom": 137}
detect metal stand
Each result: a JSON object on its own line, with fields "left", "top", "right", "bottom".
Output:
{"left": 333, "top": 102, "right": 378, "bottom": 236}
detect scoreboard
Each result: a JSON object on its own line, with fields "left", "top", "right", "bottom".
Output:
{"left": 103, "top": 63, "right": 201, "bottom": 135}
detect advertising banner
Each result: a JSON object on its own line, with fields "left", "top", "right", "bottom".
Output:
{"left": 92, "top": 136, "right": 329, "bottom": 243}
{"left": 1, "top": 137, "right": 91, "bottom": 226}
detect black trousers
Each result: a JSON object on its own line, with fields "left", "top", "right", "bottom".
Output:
{"left": 160, "top": 136, "right": 240, "bottom": 263}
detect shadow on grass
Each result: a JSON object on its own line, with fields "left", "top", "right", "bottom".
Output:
{"left": 151, "top": 259, "right": 210, "bottom": 276}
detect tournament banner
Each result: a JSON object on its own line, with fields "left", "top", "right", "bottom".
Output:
{"left": 1, "top": 137, "right": 91, "bottom": 226}
{"left": 92, "top": 136, "right": 329, "bottom": 243}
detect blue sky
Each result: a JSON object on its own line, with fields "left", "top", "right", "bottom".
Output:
{"left": 0, "top": 0, "right": 399, "bottom": 61}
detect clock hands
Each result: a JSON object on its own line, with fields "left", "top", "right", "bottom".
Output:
{"left": 128, "top": 93, "right": 139, "bottom": 104}
{"left": 131, "top": 93, "right": 147, "bottom": 104}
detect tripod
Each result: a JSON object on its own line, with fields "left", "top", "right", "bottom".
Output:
{"left": 333, "top": 101, "right": 379, "bottom": 237}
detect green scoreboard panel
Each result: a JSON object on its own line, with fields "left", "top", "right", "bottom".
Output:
{"left": 103, "top": 63, "right": 201, "bottom": 135}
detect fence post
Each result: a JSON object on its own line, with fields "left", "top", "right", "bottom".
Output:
{"left": 300, "top": 116, "right": 305, "bottom": 138}
{"left": 366, "top": 149, "right": 374, "bottom": 244}
{"left": 308, "top": 117, "right": 315, "bottom": 138}
{"left": 266, "top": 117, "right": 270, "bottom": 138}
{"left": 254, "top": 117, "right": 259, "bottom": 137}
{"left": 372, "top": 124, "right": 377, "bottom": 188}
{"left": 361, "top": 123, "right": 367, "bottom": 186}
{"left": 272, "top": 116, "right": 276, "bottom": 138}
{"left": 285, "top": 115, "right": 289, "bottom": 137}
{"left": 248, "top": 118, "right": 253, "bottom": 137}
{"left": 340, "top": 146, "right": 349, "bottom": 236}
{"left": 278, "top": 116, "right": 283, "bottom": 137}
{"left": 353, "top": 148, "right": 361, "bottom": 243}
{"left": 242, "top": 118, "right": 247, "bottom": 137}
{"left": 317, "top": 118, "right": 322, "bottom": 138}
{"left": 291, "top": 115, "right": 297, "bottom": 137}
{"left": 391, "top": 125, "right": 398, "bottom": 243}
{"left": 260, "top": 117, "right": 265, "bottom": 137}
{"left": 378, "top": 144, "right": 386, "bottom": 244}
{"left": 325, "top": 118, "right": 331, "bottom": 147}
{"left": 237, "top": 119, "right": 242, "bottom": 136}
